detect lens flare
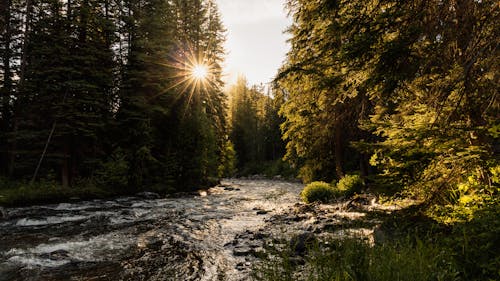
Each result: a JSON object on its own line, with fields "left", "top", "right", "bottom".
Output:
{"left": 191, "top": 64, "right": 209, "bottom": 80}
{"left": 147, "top": 43, "right": 221, "bottom": 117}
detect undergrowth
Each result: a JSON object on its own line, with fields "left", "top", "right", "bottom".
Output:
{"left": 253, "top": 237, "right": 459, "bottom": 281}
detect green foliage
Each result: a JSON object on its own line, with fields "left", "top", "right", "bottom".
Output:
{"left": 452, "top": 202, "right": 500, "bottom": 280}
{"left": 0, "top": 180, "right": 112, "bottom": 207}
{"left": 448, "top": 203, "right": 500, "bottom": 280}
{"left": 234, "top": 160, "right": 296, "bottom": 180}
{"left": 1, "top": 0, "right": 228, "bottom": 194}
{"left": 301, "top": 176, "right": 365, "bottom": 204}
{"left": 218, "top": 140, "right": 237, "bottom": 177}
{"left": 301, "top": 181, "right": 338, "bottom": 204}
{"left": 336, "top": 174, "right": 364, "bottom": 197}
{"left": 278, "top": 0, "right": 499, "bottom": 207}
{"left": 228, "top": 77, "right": 286, "bottom": 172}
{"left": 253, "top": 237, "right": 459, "bottom": 281}
{"left": 263, "top": 159, "right": 296, "bottom": 179}
{"left": 94, "top": 149, "right": 130, "bottom": 190}
{"left": 427, "top": 164, "right": 499, "bottom": 224}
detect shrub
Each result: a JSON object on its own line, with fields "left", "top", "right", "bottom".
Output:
{"left": 301, "top": 181, "right": 338, "bottom": 204}
{"left": 337, "top": 174, "right": 364, "bottom": 197}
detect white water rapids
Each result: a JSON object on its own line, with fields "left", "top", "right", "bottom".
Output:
{"left": 0, "top": 179, "right": 304, "bottom": 281}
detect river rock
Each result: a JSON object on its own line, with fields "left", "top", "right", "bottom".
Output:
{"left": 290, "top": 232, "right": 316, "bottom": 256}
{"left": 41, "top": 249, "right": 70, "bottom": 260}
{"left": 136, "top": 192, "right": 161, "bottom": 199}
{"left": 256, "top": 210, "right": 269, "bottom": 215}
{"left": 233, "top": 246, "right": 253, "bottom": 256}
{"left": 0, "top": 263, "right": 21, "bottom": 281}
{"left": 0, "top": 207, "right": 7, "bottom": 220}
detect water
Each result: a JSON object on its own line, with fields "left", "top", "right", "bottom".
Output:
{"left": 0, "top": 179, "right": 303, "bottom": 281}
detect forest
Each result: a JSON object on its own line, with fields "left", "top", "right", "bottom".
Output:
{"left": 0, "top": 0, "right": 499, "bottom": 280}
{"left": 276, "top": 0, "right": 499, "bottom": 219}
{"left": 1, "top": 0, "right": 230, "bottom": 198}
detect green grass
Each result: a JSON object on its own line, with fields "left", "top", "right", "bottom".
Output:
{"left": 0, "top": 180, "right": 114, "bottom": 207}
{"left": 253, "top": 237, "right": 460, "bottom": 281}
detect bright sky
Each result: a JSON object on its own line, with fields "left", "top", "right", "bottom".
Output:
{"left": 215, "top": 0, "right": 292, "bottom": 87}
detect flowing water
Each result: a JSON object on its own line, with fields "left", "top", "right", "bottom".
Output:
{"left": 0, "top": 179, "right": 304, "bottom": 281}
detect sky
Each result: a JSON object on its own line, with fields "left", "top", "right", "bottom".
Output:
{"left": 215, "top": 0, "right": 292, "bottom": 87}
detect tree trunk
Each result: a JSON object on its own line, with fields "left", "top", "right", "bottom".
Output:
{"left": 62, "top": 142, "right": 70, "bottom": 188}
{"left": 19, "top": 0, "right": 32, "bottom": 83}
{"left": 1, "top": 0, "right": 12, "bottom": 175}
{"left": 334, "top": 116, "right": 344, "bottom": 179}
{"left": 360, "top": 153, "right": 370, "bottom": 178}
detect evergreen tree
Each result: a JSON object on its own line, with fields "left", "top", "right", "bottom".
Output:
{"left": 0, "top": 0, "right": 228, "bottom": 192}
{"left": 278, "top": 0, "right": 499, "bottom": 200}
{"left": 277, "top": 0, "right": 371, "bottom": 182}
{"left": 14, "top": 0, "right": 116, "bottom": 186}
{"left": 228, "top": 77, "right": 285, "bottom": 172}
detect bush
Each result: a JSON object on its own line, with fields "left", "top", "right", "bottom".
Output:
{"left": 337, "top": 174, "right": 364, "bottom": 197}
{"left": 301, "top": 181, "right": 338, "bottom": 204}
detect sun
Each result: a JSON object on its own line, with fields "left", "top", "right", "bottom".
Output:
{"left": 191, "top": 64, "right": 209, "bottom": 80}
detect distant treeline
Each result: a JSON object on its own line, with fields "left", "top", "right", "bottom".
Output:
{"left": 226, "top": 77, "right": 290, "bottom": 177}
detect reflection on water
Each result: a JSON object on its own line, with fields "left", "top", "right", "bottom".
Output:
{"left": 0, "top": 179, "right": 303, "bottom": 280}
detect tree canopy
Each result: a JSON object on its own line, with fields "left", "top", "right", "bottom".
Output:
{"left": 277, "top": 0, "right": 499, "bottom": 205}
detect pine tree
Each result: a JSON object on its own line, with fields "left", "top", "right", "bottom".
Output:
{"left": 0, "top": 0, "right": 14, "bottom": 175}
{"left": 279, "top": 0, "right": 499, "bottom": 199}
{"left": 14, "top": 0, "right": 117, "bottom": 186}
{"left": 277, "top": 0, "right": 372, "bottom": 182}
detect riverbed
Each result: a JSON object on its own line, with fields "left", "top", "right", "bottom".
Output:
{"left": 0, "top": 179, "right": 389, "bottom": 281}
{"left": 0, "top": 179, "right": 307, "bottom": 280}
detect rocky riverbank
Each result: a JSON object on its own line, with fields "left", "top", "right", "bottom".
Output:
{"left": 0, "top": 179, "right": 402, "bottom": 281}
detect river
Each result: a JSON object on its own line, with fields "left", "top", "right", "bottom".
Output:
{"left": 0, "top": 179, "right": 305, "bottom": 281}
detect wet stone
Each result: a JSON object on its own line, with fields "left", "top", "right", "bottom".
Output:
{"left": 40, "top": 249, "right": 71, "bottom": 260}
{"left": 136, "top": 192, "right": 161, "bottom": 199}
{"left": 323, "top": 223, "right": 339, "bottom": 232}
{"left": 0, "top": 207, "right": 7, "bottom": 220}
{"left": 0, "top": 179, "right": 308, "bottom": 281}
{"left": 233, "top": 246, "right": 253, "bottom": 256}
{"left": 290, "top": 232, "right": 316, "bottom": 256}
{"left": 254, "top": 232, "right": 269, "bottom": 240}
{"left": 0, "top": 263, "right": 21, "bottom": 281}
